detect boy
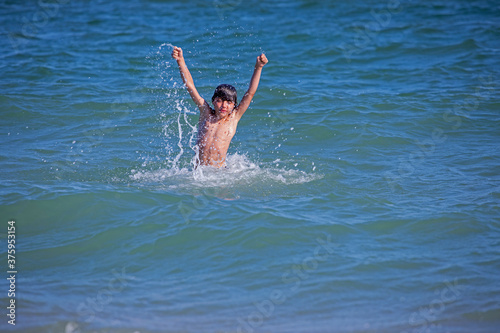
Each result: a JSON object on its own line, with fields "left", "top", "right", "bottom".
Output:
{"left": 171, "top": 46, "right": 268, "bottom": 168}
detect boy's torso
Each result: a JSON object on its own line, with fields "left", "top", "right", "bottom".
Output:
{"left": 197, "top": 109, "right": 239, "bottom": 167}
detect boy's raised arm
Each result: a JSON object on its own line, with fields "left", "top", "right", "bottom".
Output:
{"left": 236, "top": 53, "right": 268, "bottom": 118}
{"left": 171, "top": 46, "right": 208, "bottom": 112}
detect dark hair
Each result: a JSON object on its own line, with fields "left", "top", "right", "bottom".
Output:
{"left": 212, "top": 84, "right": 237, "bottom": 105}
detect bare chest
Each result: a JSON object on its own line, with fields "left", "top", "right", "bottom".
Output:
{"left": 198, "top": 114, "right": 238, "bottom": 145}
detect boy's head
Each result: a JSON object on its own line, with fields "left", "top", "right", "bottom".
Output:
{"left": 212, "top": 84, "right": 237, "bottom": 106}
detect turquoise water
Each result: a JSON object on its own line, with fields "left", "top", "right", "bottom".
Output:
{"left": 1, "top": 0, "right": 500, "bottom": 332}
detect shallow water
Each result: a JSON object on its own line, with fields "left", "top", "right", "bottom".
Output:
{"left": 1, "top": 0, "right": 499, "bottom": 332}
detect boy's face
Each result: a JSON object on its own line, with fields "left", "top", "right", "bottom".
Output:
{"left": 213, "top": 97, "right": 235, "bottom": 116}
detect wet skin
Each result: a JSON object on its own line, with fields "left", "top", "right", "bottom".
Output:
{"left": 197, "top": 98, "right": 238, "bottom": 167}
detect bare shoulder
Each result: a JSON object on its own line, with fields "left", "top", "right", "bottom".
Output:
{"left": 199, "top": 100, "right": 214, "bottom": 118}
{"left": 233, "top": 105, "right": 247, "bottom": 121}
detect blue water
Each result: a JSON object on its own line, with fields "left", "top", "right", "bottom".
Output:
{"left": 1, "top": 0, "right": 500, "bottom": 332}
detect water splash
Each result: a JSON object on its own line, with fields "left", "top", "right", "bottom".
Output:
{"left": 169, "top": 99, "right": 198, "bottom": 170}
{"left": 159, "top": 42, "right": 176, "bottom": 51}
{"left": 130, "top": 153, "right": 322, "bottom": 192}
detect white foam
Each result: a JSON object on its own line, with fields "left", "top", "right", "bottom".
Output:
{"left": 130, "top": 153, "right": 322, "bottom": 191}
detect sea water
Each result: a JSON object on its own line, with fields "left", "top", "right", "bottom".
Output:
{"left": 1, "top": 1, "right": 499, "bottom": 332}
